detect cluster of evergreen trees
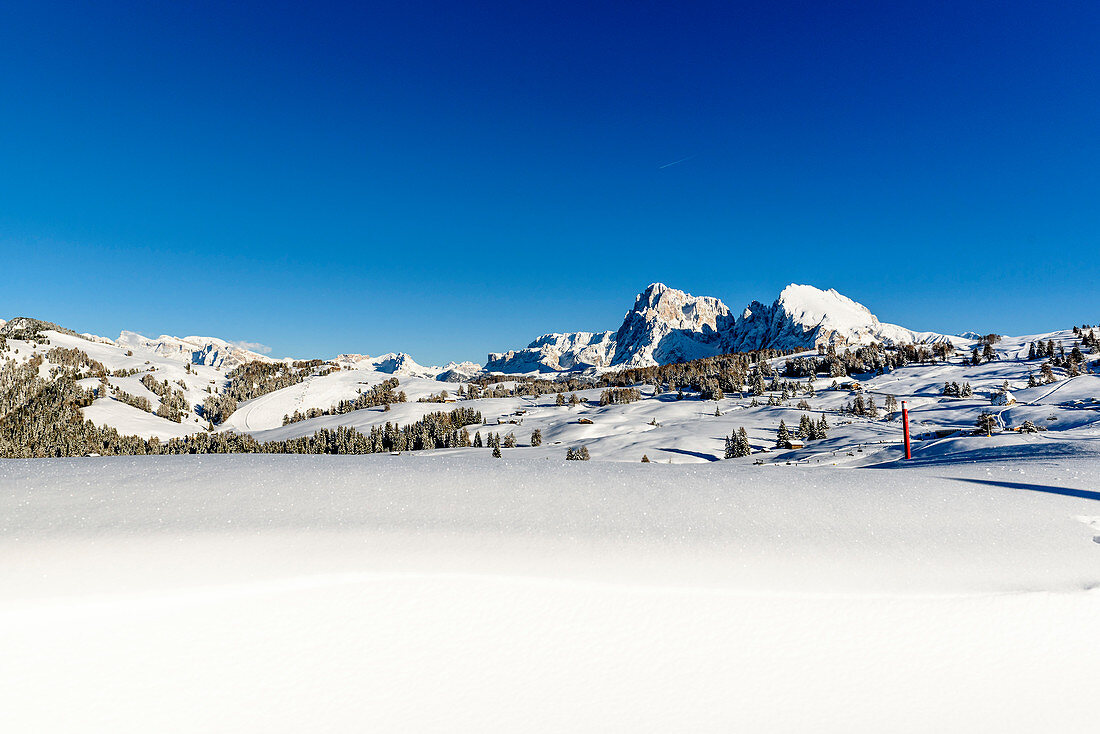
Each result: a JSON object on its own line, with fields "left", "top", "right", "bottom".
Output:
{"left": 271, "top": 408, "right": 482, "bottom": 454}
{"left": 1028, "top": 340, "right": 1061, "bottom": 360}
{"left": 110, "top": 385, "right": 154, "bottom": 413}
{"left": 417, "top": 389, "right": 452, "bottom": 403}
{"left": 0, "top": 361, "right": 483, "bottom": 458}
{"left": 472, "top": 430, "right": 517, "bottom": 457}
{"left": 282, "top": 378, "right": 406, "bottom": 425}
{"left": 140, "top": 374, "right": 191, "bottom": 422}
{"left": 598, "top": 387, "right": 642, "bottom": 405}
{"left": 464, "top": 375, "right": 597, "bottom": 400}
{"left": 942, "top": 381, "right": 974, "bottom": 397}
{"left": 0, "top": 354, "right": 51, "bottom": 418}
{"left": 795, "top": 413, "right": 829, "bottom": 440}
{"left": 0, "top": 317, "right": 94, "bottom": 346}
{"left": 555, "top": 392, "right": 583, "bottom": 407}
{"left": 770, "top": 415, "right": 830, "bottom": 449}
{"left": 45, "top": 346, "right": 109, "bottom": 377}
{"left": 202, "top": 359, "right": 330, "bottom": 424}
{"left": 840, "top": 395, "right": 879, "bottom": 417}
{"left": 724, "top": 428, "right": 751, "bottom": 458}
{"left": 565, "top": 446, "right": 590, "bottom": 460}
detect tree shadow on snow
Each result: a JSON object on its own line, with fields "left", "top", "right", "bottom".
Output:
{"left": 656, "top": 447, "right": 720, "bottom": 462}
{"left": 951, "top": 477, "right": 1100, "bottom": 502}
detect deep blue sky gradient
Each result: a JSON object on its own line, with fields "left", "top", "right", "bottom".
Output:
{"left": 1, "top": 1, "right": 1098, "bottom": 363}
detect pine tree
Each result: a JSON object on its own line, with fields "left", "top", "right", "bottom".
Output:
{"left": 503, "top": 433, "right": 516, "bottom": 448}
{"left": 530, "top": 428, "right": 542, "bottom": 447}
{"left": 976, "top": 411, "right": 997, "bottom": 436}
{"left": 775, "top": 420, "right": 791, "bottom": 448}
{"left": 641, "top": 454, "right": 650, "bottom": 463}
{"left": 473, "top": 431, "right": 483, "bottom": 448}
{"left": 556, "top": 393, "right": 565, "bottom": 406}
{"left": 817, "top": 415, "right": 829, "bottom": 439}
{"left": 797, "top": 414, "right": 812, "bottom": 439}
{"left": 492, "top": 444, "right": 502, "bottom": 458}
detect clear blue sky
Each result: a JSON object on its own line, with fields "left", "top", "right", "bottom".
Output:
{"left": 1, "top": 1, "right": 1097, "bottom": 364}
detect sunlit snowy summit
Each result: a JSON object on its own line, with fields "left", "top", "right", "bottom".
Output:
{"left": 485, "top": 282, "right": 963, "bottom": 374}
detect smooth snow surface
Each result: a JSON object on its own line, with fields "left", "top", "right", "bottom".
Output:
{"left": 2, "top": 452, "right": 1100, "bottom": 732}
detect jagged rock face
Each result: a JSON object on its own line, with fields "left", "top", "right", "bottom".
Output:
{"left": 611, "top": 283, "right": 734, "bottom": 368}
{"left": 485, "top": 331, "right": 615, "bottom": 373}
{"left": 115, "top": 331, "right": 272, "bottom": 369}
{"left": 484, "top": 282, "right": 960, "bottom": 373}
{"left": 435, "top": 361, "right": 483, "bottom": 382}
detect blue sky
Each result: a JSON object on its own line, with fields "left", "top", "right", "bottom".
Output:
{"left": 1, "top": 1, "right": 1097, "bottom": 364}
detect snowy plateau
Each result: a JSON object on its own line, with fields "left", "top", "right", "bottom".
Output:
{"left": 2, "top": 285, "right": 1100, "bottom": 733}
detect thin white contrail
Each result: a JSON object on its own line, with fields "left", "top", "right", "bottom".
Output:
{"left": 657, "top": 154, "right": 696, "bottom": 169}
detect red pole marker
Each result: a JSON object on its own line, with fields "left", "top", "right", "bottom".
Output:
{"left": 902, "top": 401, "right": 912, "bottom": 460}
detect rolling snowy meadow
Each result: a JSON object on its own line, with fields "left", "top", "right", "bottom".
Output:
{"left": 3, "top": 447, "right": 1100, "bottom": 732}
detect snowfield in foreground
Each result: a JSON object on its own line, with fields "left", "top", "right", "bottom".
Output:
{"left": 2, "top": 448, "right": 1100, "bottom": 732}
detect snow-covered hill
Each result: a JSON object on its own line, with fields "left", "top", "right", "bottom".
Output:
{"left": 485, "top": 283, "right": 964, "bottom": 374}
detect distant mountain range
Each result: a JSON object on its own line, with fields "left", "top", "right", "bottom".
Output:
{"left": 2, "top": 283, "right": 970, "bottom": 380}
{"left": 484, "top": 283, "right": 967, "bottom": 374}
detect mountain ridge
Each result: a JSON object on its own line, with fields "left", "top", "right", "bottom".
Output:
{"left": 484, "top": 283, "right": 969, "bottom": 374}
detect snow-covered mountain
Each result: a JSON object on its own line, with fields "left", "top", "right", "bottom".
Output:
{"left": 115, "top": 331, "right": 275, "bottom": 369}
{"left": 436, "top": 361, "right": 483, "bottom": 382}
{"left": 485, "top": 283, "right": 965, "bottom": 373}
{"left": 485, "top": 331, "right": 616, "bottom": 373}
{"left": 722, "top": 284, "right": 966, "bottom": 353}
{"left": 611, "top": 283, "right": 734, "bottom": 368}
{"left": 332, "top": 352, "right": 444, "bottom": 378}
